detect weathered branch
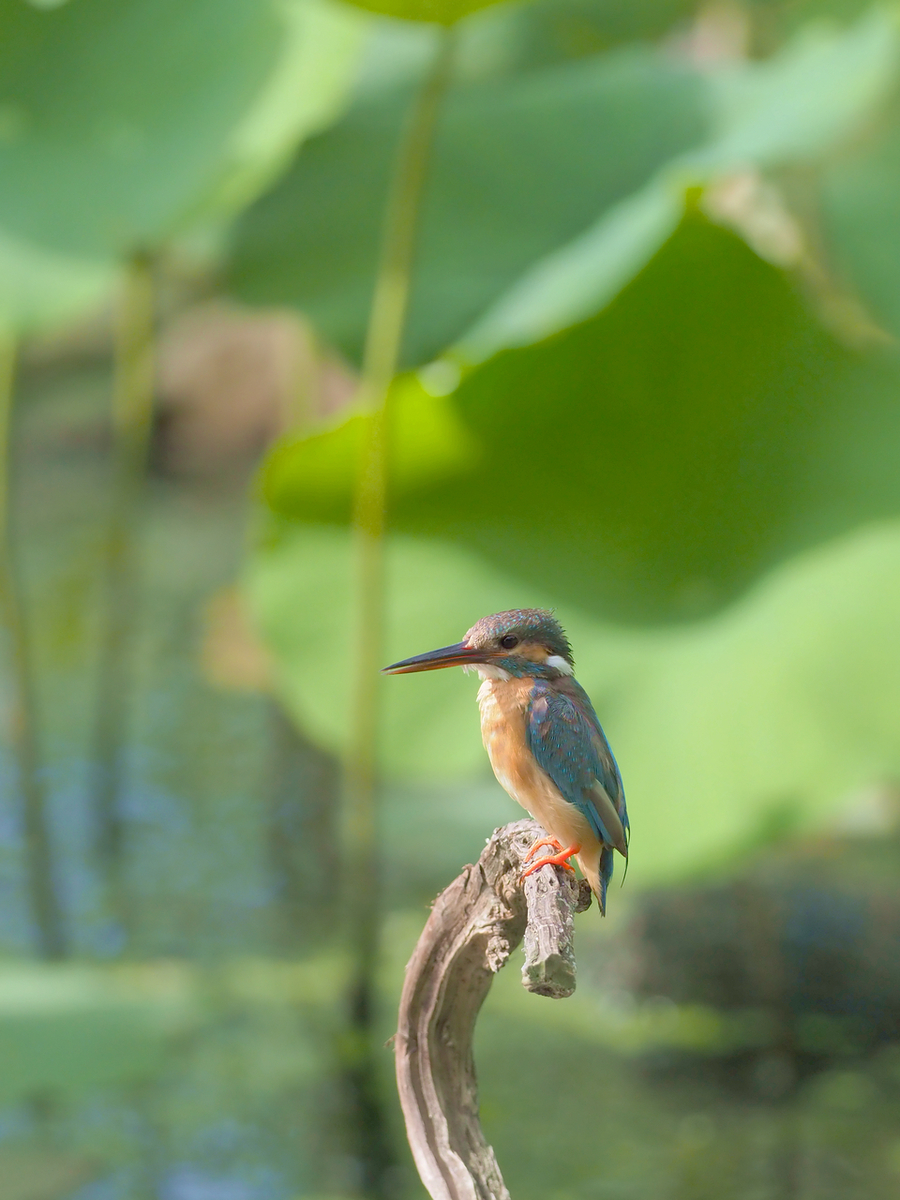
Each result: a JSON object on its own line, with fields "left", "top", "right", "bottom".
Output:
{"left": 395, "top": 819, "right": 591, "bottom": 1200}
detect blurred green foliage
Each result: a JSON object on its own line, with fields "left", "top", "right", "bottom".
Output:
{"left": 3, "top": 0, "right": 900, "bottom": 1193}
{"left": 257, "top": 214, "right": 900, "bottom": 621}
{"left": 229, "top": 46, "right": 707, "bottom": 364}
{"left": 340, "top": 0, "right": 506, "bottom": 25}
{"left": 0, "top": 962, "right": 196, "bottom": 1103}
{"left": 462, "top": 9, "right": 900, "bottom": 354}
{"left": 230, "top": 10, "right": 899, "bottom": 362}
{"left": 226, "top": 5, "right": 900, "bottom": 886}
{"left": 248, "top": 515, "right": 900, "bottom": 883}
{"left": 0, "top": 230, "right": 112, "bottom": 339}
{"left": 5, "top": 936, "right": 900, "bottom": 1197}
{"left": 0, "top": 0, "right": 362, "bottom": 329}
{"left": 822, "top": 87, "right": 900, "bottom": 337}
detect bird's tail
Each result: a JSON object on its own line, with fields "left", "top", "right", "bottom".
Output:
{"left": 579, "top": 846, "right": 615, "bottom": 916}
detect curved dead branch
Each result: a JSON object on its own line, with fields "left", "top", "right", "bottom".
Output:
{"left": 394, "top": 818, "right": 591, "bottom": 1200}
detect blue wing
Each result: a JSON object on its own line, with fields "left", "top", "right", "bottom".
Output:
{"left": 526, "top": 679, "right": 629, "bottom": 904}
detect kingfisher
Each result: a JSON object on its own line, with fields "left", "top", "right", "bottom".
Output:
{"left": 382, "top": 609, "right": 629, "bottom": 914}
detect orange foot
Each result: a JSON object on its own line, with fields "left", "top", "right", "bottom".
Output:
{"left": 521, "top": 837, "right": 581, "bottom": 879}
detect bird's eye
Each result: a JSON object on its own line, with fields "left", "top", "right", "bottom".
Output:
{"left": 500, "top": 634, "right": 518, "bottom": 649}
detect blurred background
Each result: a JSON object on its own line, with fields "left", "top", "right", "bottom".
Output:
{"left": 2, "top": 0, "right": 900, "bottom": 1197}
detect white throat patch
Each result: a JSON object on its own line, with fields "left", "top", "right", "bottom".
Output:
{"left": 471, "top": 662, "right": 512, "bottom": 682}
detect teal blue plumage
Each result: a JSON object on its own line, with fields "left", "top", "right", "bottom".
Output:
{"left": 526, "top": 678, "right": 629, "bottom": 911}
{"left": 382, "top": 607, "right": 631, "bottom": 915}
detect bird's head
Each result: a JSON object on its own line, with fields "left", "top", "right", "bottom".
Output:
{"left": 382, "top": 608, "right": 574, "bottom": 681}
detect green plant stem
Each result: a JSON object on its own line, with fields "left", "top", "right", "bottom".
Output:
{"left": 93, "top": 252, "right": 155, "bottom": 935}
{"left": 0, "top": 330, "right": 66, "bottom": 959}
{"left": 342, "top": 26, "right": 456, "bottom": 1196}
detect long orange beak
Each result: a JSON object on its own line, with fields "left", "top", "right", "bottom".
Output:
{"left": 381, "top": 641, "right": 489, "bottom": 674}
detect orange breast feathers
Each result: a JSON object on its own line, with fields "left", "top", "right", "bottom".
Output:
{"left": 476, "top": 677, "right": 600, "bottom": 862}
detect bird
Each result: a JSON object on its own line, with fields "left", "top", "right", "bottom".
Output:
{"left": 382, "top": 608, "right": 629, "bottom": 914}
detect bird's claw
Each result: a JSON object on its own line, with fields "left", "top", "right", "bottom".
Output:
{"left": 521, "top": 837, "right": 581, "bottom": 880}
